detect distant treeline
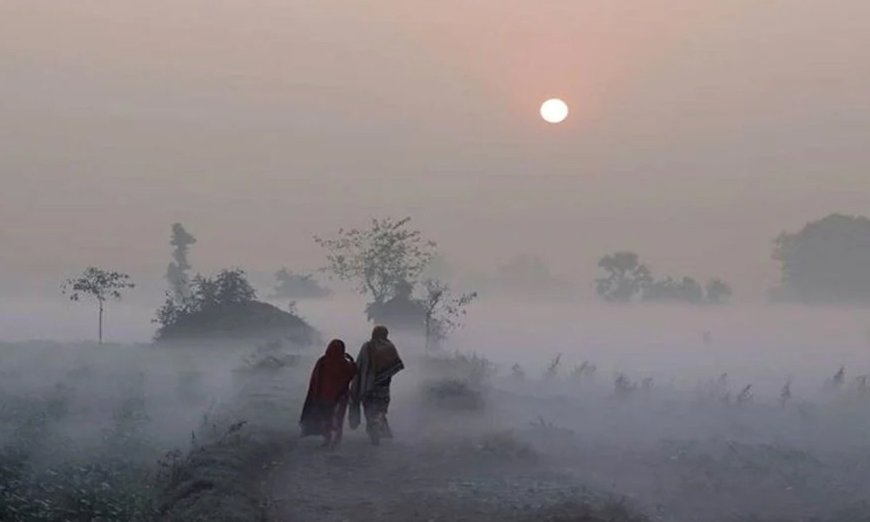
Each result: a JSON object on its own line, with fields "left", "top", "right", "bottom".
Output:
{"left": 60, "top": 212, "right": 870, "bottom": 344}
{"left": 594, "top": 213, "right": 870, "bottom": 305}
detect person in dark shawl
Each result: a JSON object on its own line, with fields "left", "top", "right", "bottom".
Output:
{"left": 300, "top": 339, "right": 358, "bottom": 449}
{"left": 349, "top": 325, "right": 404, "bottom": 445}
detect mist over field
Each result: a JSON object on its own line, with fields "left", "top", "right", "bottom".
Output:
{"left": 4, "top": 294, "right": 870, "bottom": 390}
{"left": 4, "top": 0, "right": 870, "bottom": 520}
{"left": 3, "top": 282, "right": 870, "bottom": 521}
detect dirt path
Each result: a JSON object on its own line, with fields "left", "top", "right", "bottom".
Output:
{"left": 257, "top": 358, "right": 870, "bottom": 522}
{"left": 264, "top": 433, "right": 615, "bottom": 522}
{"left": 260, "top": 365, "right": 651, "bottom": 522}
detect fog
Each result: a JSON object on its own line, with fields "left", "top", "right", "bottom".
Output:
{"left": 4, "top": 294, "right": 869, "bottom": 390}
{"left": 3, "top": 1, "right": 870, "bottom": 296}
{"left": 4, "top": 1, "right": 870, "bottom": 520}
{"left": 3, "top": 284, "right": 870, "bottom": 520}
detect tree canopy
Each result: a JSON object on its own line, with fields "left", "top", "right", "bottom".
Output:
{"left": 314, "top": 217, "right": 436, "bottom": 305}
{"left": 595, "top": 252, "right": 653, "bottom": 303}
{"left": 596, "top": 251, "right": 732, "bottom": 305}
{"left": 705, "top": 279, "right": 733, "bottom": 304}
{"left": 154, "top": 268, "right": 318, "bottom": 345}
{"left": 772, "top": 214, "right": 870, "bottom": 303}
{"left": 271, "top": 268, "right": 331, "bottom": 300}
{"left": 63, "top": 267, "right": 135, "bottom": 304}
{"left": 62, "top": 267, "right": 135, "bottom": 344}
{"left": 642, "top": 276, "right": 704, "bottom": 304}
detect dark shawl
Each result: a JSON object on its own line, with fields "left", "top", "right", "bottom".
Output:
{"left": 348, "top": 335, "right": 404, "bottom": 429}
{"left": 300, "top": 340, "right": 357, "bottom": 437}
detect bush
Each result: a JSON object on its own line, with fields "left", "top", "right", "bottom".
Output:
{"left": 424, "top": 379, "right": 485, "bottom": 411}
{"left": 423, "top": 352, "right": 496, "bottom": 383}
{"left": 155, "top": 269, "right": 320, "bottom": 345}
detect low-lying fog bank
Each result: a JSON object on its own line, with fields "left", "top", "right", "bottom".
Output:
{"left": 2, "top": 297, "right": 870, "bottom": 521}
{"left": 5, "top": 295, "right": 869, "bottom": 387}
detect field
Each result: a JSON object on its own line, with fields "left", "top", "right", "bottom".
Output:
{"left": 2, "top": 302, "right": 870, "bottom": 521}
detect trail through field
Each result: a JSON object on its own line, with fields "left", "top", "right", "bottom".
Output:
{"left": 264, "top": 433, "right": 608, "bottom": 522}
{"left": 260, "top": 377, "right": 870, "bottom": 522}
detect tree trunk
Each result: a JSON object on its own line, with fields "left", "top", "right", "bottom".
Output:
{"left": 98, "top": 300, "right": 104, "bottom": 344}
{"left": 424, "top": 313, "right": 432, "bottom": 352}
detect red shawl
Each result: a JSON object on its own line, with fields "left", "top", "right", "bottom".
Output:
{"left": 300, "top": 340, "right": 358, "bottom": 436}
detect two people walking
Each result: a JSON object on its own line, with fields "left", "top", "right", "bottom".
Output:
{"left": 299, "top": 326, "right": 404, "bottom": 448}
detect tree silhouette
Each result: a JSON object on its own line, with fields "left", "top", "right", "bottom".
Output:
{"left": 595, "top": 251, "right": 652, "bottom": 303}
{"left": 62, "top": 267, "right": 135, "bottom": 344}
{"left": 364, "top": 279, "right": 426, "bottom": 328}
{"left": 422, "top": 279, "right": 477, "bottom": 351}
{"left": 153, "top": 268, "right": 318, "bottom": 344}
{"left": 166, "top": 223, "right": 196, "bottom": 304}
{"left": 212, "top": 269, "right": 257, "bottom": 305}
{"left": 706, "top": 278, "right": 732, "bottom": 304}
{"left": 773, "top": 213, "right": 870, "bottom": 303}
{"left": 643, "top": 276, "right": 704, "bottom": 304}
{"left": 315, "top": 217, "right": 436, "bottom": 306}
{"left": 271, "top": 268, "right": 331, "bottom": 299}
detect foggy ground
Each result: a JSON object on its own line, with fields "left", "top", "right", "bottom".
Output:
{"left": 3, "top": 300, "right": 870, "bottom": 521}
{"left": 265, "top": 349, "right": 870, "bottom": 522}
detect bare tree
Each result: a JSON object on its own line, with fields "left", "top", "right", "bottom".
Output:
{"left": 62, "top": 267, "right": 135, "bottom": 344}
{"left": 315, "top": 217, "right": 436, "bottom": 305}
{"left": 422, "top": 278, "right": 477, "bottom": 351}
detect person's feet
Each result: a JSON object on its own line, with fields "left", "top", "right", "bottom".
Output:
{"left": 366, "top": 424, "right": 381, "bottom": 445}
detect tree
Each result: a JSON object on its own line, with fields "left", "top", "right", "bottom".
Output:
{"left": 271, "top": 268, "right": 332, "bottom": 299}
{"left": 422, "top": 279, "right": 477, "bottom": 351}
{"left": 772, "top": 213, "right": 870, "bottom": 303}
{"left": 314, "top": 217, "right": 437, "bottom": 305}
{"left": 155, "top": 268, "right": 258, "bottom": 333}
{"left": 166, "top": 223, "right": 196, "bottom": 303}
{"left": 643, "top": 276, "right": 704, "bottom": 304}
{"left": 495, "top": 255, "right": 567, "bottom": 297}
{"left": 706, "top": 278, "right": 732, "bottom": 304}
{"left": 62, "top": 267, "right": 135, "bottom": 344}
{"left": 213, "top": 268, "right": 258, "bottom": 304}
{"left": 364, "top": 279, "right": 427, "bottom": 329}
{"left": 595, "top": 251, "right": 652, "bottom": 303}
{"left": 153, "top": 268, "right": 321, "bottom": 344}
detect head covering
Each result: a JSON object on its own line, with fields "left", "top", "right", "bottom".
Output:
{"left": 325, "top": 339, "right": 346, "bottom": 359}
{"left": 372, "top": 325, "right": 389, "bottom": 341}
{"left": 301, "top": 339, "right": 357, "bottom": 412}
{"left": 300, "top": 339, "right": 358, "bottom": 437}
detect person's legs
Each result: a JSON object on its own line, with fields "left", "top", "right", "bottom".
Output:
{"left": 363, "top": 400, "right": 382, "bottom": 445}
{"left": 381, "top": 415, "right": 393, "bottom": 439}
{"left": 328, "top": 398, "right": 348, "bottom": 449}
{"left": 363, "top": 385, "right": 391, "bottom": 445}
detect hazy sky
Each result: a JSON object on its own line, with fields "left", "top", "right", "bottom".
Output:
{"left": 2, "top": 1, "right": 869, "bottom": 298}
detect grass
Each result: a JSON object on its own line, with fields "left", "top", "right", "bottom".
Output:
{"left": 0, "top": 385, "right": 161, "bottom": 521}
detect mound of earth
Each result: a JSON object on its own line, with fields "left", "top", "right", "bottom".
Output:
{"left": 156, "top": 300, "right": 320, "bottom": 346}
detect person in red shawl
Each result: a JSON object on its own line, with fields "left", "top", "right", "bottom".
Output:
{"left": 300, "top": 339, "right": 358, "bottom": 448}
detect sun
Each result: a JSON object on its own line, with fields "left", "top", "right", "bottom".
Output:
{"left": 540, "top": 98, "right": 569, "bottom": 124}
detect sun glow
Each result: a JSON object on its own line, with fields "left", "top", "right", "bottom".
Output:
{"left": 540, "top": 98, "right": 569, "bottom": 124}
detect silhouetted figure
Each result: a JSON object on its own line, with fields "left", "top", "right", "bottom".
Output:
{"left": 349, "top": 326, "right": 405, "bottom": 445}
{"left": 300, "top": 339, "right": 357, "bottom": 449}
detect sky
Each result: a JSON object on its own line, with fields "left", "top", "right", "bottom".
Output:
{"left": 2, "top": 0, "right": 869, "bottom": 299}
